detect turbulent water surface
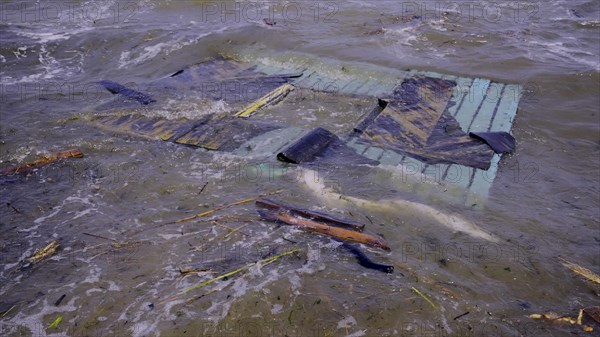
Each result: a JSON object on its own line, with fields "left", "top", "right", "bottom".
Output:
{"left": 1, "top": 1, "right": 599, "bottom": 336}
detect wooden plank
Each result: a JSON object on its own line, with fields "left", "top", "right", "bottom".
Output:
{"left": 251, "top": 64, "right": 285, "bottom": 75}
{"left": 465, "top": 83, "right": 522, "bottom": 200}
{"left": 232, "top": 127, "right": 307, "bottom": 157}
{"left": 467, "top": 82, "right": 506, "bottom": 132}
{"left": 363, "top": 146, "right": 384, "bottom": 161}
{"left": 378, "top": 149, "right": 404, "bottom": 166}
{"left": 466, "top": 153, "right": 501, "bottom": 204}
{"left": 364, "top": 82, "right": 396, "bottom": 97}
{"left": 442, "top": 77, "right": 489, "bottom": 187}
{"left": 447, "top": 77, "right": 474, "bottom": 116}
{"left": 489, "top": 84, "right": 522, "bottom": 132}
{"left": 347, "top": 141, "right": 368, "bottom": 156}
{"left": 293, "top": 70, "right": 317, "bottom": 87}
{"left": 454, "top": 78, "right": 490, "bottom": 131}
{"left": 414, "top": 70, "right": 445, "bottom": 79}
{"left": 342, "top": 79, "right": 370, "bottom": 95}
{"left": 235, "top": 84, "right": 295, "bottom": 117}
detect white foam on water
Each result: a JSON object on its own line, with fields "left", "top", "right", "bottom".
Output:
{"left": 157, "top": 233, "right": 181, "bottom": 240}
{"left": 83, "top": 266, "right": 102, "bottom": 283}
{"left": 118, "top": 32, "right": 213, "bottom": 69}
{"left": 107, "top": 280, "right": 121, "bottom": 291}
{"left": 15, "top": 30, "right": 74, "bottom": 43}
{"left": 526, "top": 39, "right": 600, "bottom": 71}
{"left": 24, "top": 191, "right": 99, "bottom": 235}
{"left": 71, "top": 208, "right": 97, "bottom": 220}
{"left": 128, "top": 297, "right": 186, "bottom": 337}
{"left": 383, "top": 26, "right": 421, "bottom": 46}
{"left": 3, "top": 297, "right": 79, "bottom": 337}
{"left": 152, "top": 98, "right": 231, "bottom": 120}
{"left": 337, "top": 315, "right": 357, "bottom": 329}
{"left": 270, "top": 303, "right": 283, "bottom": 314}
{"left": 86, "top": 288, "right": 104, "bottom": 296}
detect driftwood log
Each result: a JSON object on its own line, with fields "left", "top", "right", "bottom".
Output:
{"left": 1, "top": 149, "right": 83, "bottom": 176}
{"left": 256, "top": 200, "right": 390, "bottom": 251}
{"left": 256, "top": 198, "right": 365, "bottom": 231}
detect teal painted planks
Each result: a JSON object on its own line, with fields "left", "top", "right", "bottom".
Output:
{"left": 342, "top": 79, "right": 370, "bottom": 95}
{"left": 399, "top": 156, "right": 425, "bottom": 174}
{"left": 300, "top": 73, "right": 328, "bottom": 90}
{"left": 489, "top": 84, "right": 522, "bottom": 132}
{"left": 363, "top": 146, "right": 384, "bottom": 161}
{"left": 364, "top": 82, "right": 396, "bottom": 97}
{"left": 354, "top": 79, "right": 375, "bottom": 96}
{"left": 467, "top": 153, "right": 501, "bottom": 199}
{"left": 442, "top": 164, "right": 474, "bottom": 189}
{"left": 467, "top": 82, "right": 506, "bottom": 132}
{"left": 414, "top": 70, "right": 446, "bottom": 79}
{"left": 347, "top": 141, "right": 369, "bottom": 156}
{"left": 447, "top": 77, "right": 474, "bottom": 116}
{"left": 422, "top": 164, "right": 447, "bottom": 183}
{"left": 293, "top": 71, "right": 317, "bottom": 87}
{"left": 378, "top": 149, "right": 404, "bottom": 166}
{"left": 232, "top": 127, "right": 307, "bottom": 157}
{"left": 454, "top": 78, "right": 491, "bottom": 131}
{"left": 252, "top": 64, "right": 285, "bottom": 75}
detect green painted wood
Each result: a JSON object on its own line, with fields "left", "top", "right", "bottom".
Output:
{"left": 490, "top": 84, "right": 522, "bottom": 132}
{"left": 252, "top": 64, "right": 283, "bottom": 75}
{"left": 447, "top": 77, "right": 474, "bottom": 116}
{"left": 342, "top": 78, "right": 369, "bottom": 95}
{"left": 464, "top": 83, "right": 522, "bottom": 201}
{"left": 467, "top": 153, "right": 501, "bottom": 201}
{"left": 454, "top": 78, "right": 491, "bottom": 130}
{"left": 378, "top": 149, "right": 404, "bottom": 166}
{"left": 363, "top": 146, "right": 384, "bottom": 161}
{"left": 440, "top": 77, "right": 491, "bottom": 189}
{"left": 364, "top": 82, "right": 395, "bottom": 97}
{"left": 347, "top": 141, "right": 368, "bottom": 156}
{"left": 297, "top": 72, "right": 322, "bottom": 89}
{"left": 292, "top": 70, "right": 317, "bottom": 87}
{"left": 468, "top": 82, "right": 506, "bottom": 132}
{"left": 414, "top": 70, "right": 445, "bottom": 79}
{"left": 233, "top": 127, "right": 307, "bottom": 158}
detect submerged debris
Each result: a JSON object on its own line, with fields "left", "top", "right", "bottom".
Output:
{"left": 1, "top": 149, "right": 83, "bottom": 176}
{"left": 99, "top": 80, "right": 156, "bottom": 105}
{"left": 277, "top": 127, "right": 378, "bottom": 165}
{"left": 256, "top": 198, "right": 393, "bottom": 273}
{"left": 235, "top": 83, "right": 294, "bottom": 117}
{"left": 558, "top": 256, "right": 600, "bottom": 285}
{"left": 256, "top": 198, "right": 365, "bottom": 232}
{"left": 168, "top": 189, "right": 283, "bottom": 224}
{"left": 411, "top": 286, "right": 437, "bottom": 309}
{"left": 529, "top": 306, "right": 600, "bottom": 333}
{"left": 341, "top": 242, "right": 394, "bottom": 274}
{"left": 166, "top": 248, "right": 300, "bottom": 303}
{"left": 26, "top": 240, "right": 60, "bottom": 264}
{"left": 257, "top": 205, "right": 390, "bottom": 251}
{"left": 18, "top": 240, "right": 60, "bottom": 271}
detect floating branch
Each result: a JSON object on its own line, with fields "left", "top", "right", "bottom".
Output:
{"left": 256, "top": 198, "right": 365, "bottom": 232}
{"left": 165, "top": 248, "right": 300, "bottom": 302}
{"left": 167, "top": 189, "right": 284, "bottom": 224}
{"left": 558, "top": 256, "right": 600, "bottom": 285}
{"left": 258, "top": 208, "right": 390, "bottom": 251}
{"left": 1, "top": 149, "right": 83, "bottom": 176}
{"left": 411, "top": 287, "right": 437, "bottom": 309}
